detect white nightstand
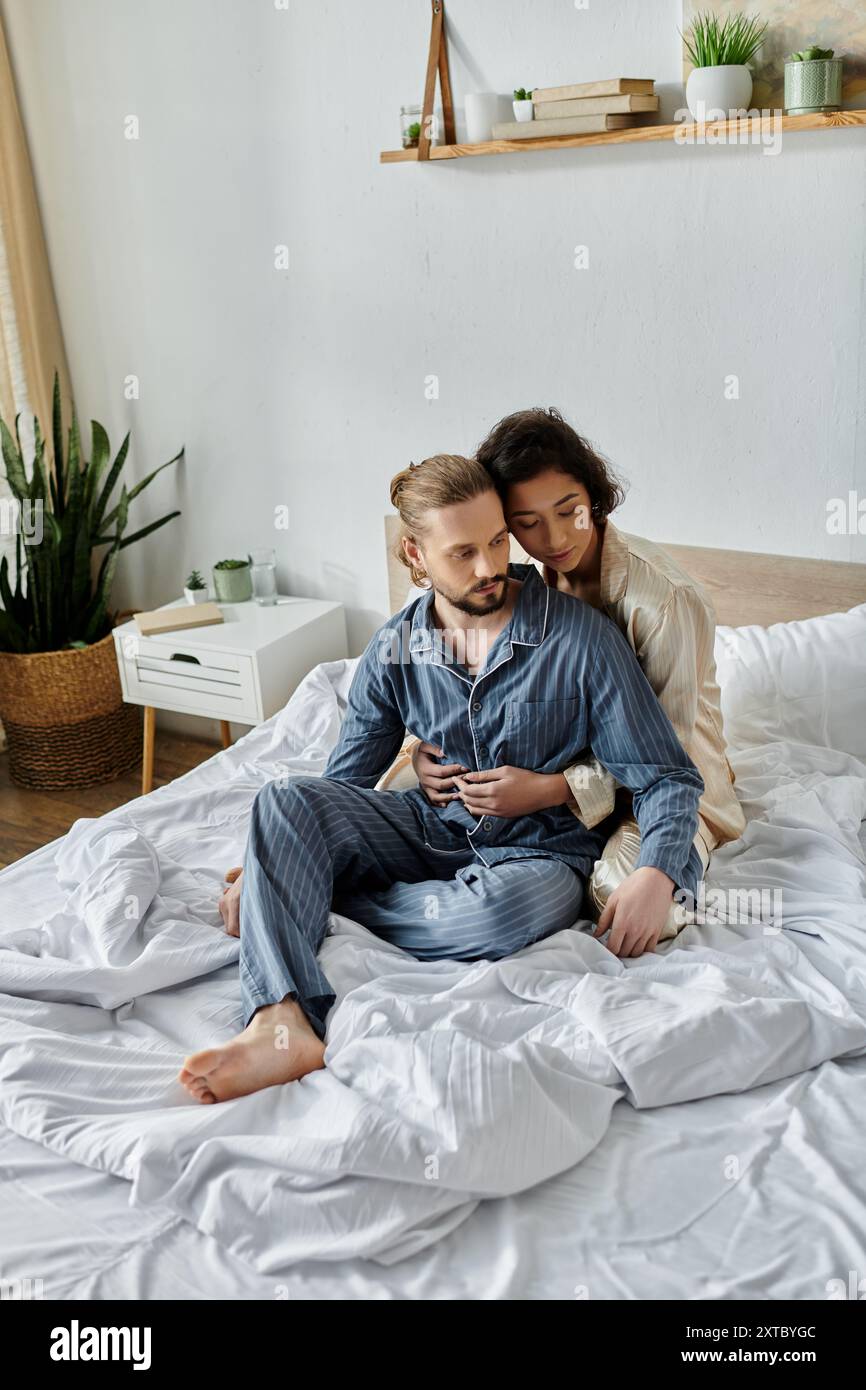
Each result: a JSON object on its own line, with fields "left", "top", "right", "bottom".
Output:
{"left": 113, "top": 596, "right": 348, "bottom": 794}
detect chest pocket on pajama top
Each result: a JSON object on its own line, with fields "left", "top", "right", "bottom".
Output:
{"left": 503, "top": 696, "right": 585, "bottom": 769}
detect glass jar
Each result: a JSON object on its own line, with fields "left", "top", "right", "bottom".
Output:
{"left": 400, "top": 104, "right": 422, "bottom": 149}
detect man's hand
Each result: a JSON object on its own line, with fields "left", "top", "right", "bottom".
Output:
{"left": 413, "top": 740, "right": 469, "bottom": 806}
{"left": 219, "top": 866, "right": 243, "bottom": 937}
{"left": 592, "top": 865, "right": 675, "bottom": 957}
{"left": 454, "top": 767, "right": 570, "bottom": 819}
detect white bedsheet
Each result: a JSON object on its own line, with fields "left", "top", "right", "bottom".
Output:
{"left": 1, "top": 658, "right": 865, "bottom": 1297}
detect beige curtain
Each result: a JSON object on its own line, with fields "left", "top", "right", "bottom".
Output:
{"left": 0, "top": 11, "right": 72, "bottom": 744}
{"left": 0, "top": 13, "right": 71, "bottom": 440}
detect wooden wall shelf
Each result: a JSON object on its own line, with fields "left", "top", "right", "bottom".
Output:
{"left": 381, "top": 109, "right": 866, "bottom": 163}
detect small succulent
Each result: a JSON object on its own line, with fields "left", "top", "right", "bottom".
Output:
{"left": 403, "top": 120, "right": 421, "bottom": 148}
{"left": 185, "top": 569, "right": 205, "bottom": 590}
{"left": 213, "top": 558, "right": 249, "bottom": 570}
{"left": 788, "top": 46, "right": 835, "bottom": 62}
{"left": 513, "top": 87, "right": 533, "bottom": 102}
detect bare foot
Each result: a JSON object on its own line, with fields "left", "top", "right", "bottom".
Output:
{"left": 178, "top": 998, "right": 326, "bottom": 1103}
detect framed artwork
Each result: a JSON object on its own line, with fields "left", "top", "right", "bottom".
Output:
{"left": 681, "top": 1, "right": 866, "bottom": 107}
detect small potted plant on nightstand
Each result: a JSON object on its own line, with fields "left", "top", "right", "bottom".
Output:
{"left": 784, "top": 46, "right": 842, "bottom": 114}
{"left": 183, "top": 569, "right": 208, "bottom": 603}
{"left": 212, "top": 557, "right": 252, "bottom": 603}
{"left": 513, "top": 87, "right": 534, "bottom": 122}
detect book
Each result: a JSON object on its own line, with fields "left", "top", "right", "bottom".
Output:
{"left": 491, "top": 114, "right": 639, "bottom": 140}
{"left": 535, "top": 94, "right": 659, "bottom": 119}
{"left": 532, "top": 78, "right": 655, "bottom": 103}
{"left": 134, "top": 602, "right": 224, "bottom": 637}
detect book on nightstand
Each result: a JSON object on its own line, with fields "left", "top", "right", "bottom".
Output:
{"left": 134, "top": 602, "right": 224, "bottom": 636}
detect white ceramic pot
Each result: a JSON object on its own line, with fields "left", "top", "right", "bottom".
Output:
{"left": 686, "top": 64, "right": 753, "bottom": 121}
{"left": 183, "top": 586, "right": 209, "bottom": 604}
{"left": 512, "top": 99, "right": 534, "bottom": 122}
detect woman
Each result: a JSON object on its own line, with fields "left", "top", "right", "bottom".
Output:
{"left": 407, "top": 406, "right": 745, "bottom": 940}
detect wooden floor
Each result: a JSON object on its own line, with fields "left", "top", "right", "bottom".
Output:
{"left": 0, "top": 733, "right": 221, "bottom": 870}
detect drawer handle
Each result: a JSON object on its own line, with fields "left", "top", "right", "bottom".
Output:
{"left": 169, "top": 653, "right": 201, "bottom": 665}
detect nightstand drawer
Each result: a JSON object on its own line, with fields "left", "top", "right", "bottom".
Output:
{"left": 126, "top": 636, "right": 247, "bottom": 674}
{"left": 120, "top": 638, "right": 260, "bottom": 720}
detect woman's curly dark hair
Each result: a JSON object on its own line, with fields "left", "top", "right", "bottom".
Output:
{"left": 475, "top": 406, "right": 626, "bottom": 521}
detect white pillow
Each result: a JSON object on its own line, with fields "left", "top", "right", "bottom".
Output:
{"left": 713, "top": 604, "right": 866, "bottom": 758}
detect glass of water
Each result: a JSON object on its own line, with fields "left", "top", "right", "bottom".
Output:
{"left": 249, "top": 547, "right": 278, "bottom": 606}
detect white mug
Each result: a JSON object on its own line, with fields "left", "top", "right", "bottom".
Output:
{"left": 465, "top": 92, "right": 501, "bottom": 144}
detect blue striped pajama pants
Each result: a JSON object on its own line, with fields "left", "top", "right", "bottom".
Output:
{"left": 238, "top": 776, "right": 584, "bottom": 1040}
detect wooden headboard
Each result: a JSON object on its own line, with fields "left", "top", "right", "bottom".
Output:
{"left": 384, "top": 515, "right": 866, "bottom": 627}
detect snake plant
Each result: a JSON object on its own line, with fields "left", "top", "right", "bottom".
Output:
{"left": 0, "top": 372, "right": 183, "bottom": 652}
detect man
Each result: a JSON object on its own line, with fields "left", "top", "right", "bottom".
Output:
{"left": 178, "top": 454, "right": 703, "bottom": 1104}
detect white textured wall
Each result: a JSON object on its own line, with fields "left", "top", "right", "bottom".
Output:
{"left": 2, "top": 0, "right": 865, "bottom": 665}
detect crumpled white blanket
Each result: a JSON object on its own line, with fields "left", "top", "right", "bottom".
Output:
{"left": 0, "top": 658, "right": 865, "bottom": 1270}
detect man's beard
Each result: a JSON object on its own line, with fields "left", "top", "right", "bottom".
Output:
{"left": 432, "top": 574, "right": 509, "bottom": 616}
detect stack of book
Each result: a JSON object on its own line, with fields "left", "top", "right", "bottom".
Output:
{"left": 492, "top": 78, "right": 658, "bottom": 140}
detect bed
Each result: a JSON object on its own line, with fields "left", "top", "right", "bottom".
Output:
{"left": 1, "top": 537, "right": 865, "bottom": 1301}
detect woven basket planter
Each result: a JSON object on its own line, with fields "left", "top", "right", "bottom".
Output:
{"left": 0, "top": 631, "right": 141, "bottom": 789}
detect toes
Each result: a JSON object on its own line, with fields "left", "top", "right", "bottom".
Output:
{"left": 179, "top": 1055, "right": 225, "bottom": 1097}
{"left": 184, "top": 1048, "right": 223, "bottom": 1074}
{"left": 187, "top": 1084, "right": 217, "bottom": 1104}
{"left": 179, "top": 1073, "right": 218, "bottom": 1104}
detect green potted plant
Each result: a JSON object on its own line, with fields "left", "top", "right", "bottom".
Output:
{"left": 784, "top": 46, "right": 842, "bottom": 114}
{"left": 682, "top": 11, "right": 767, "bottom": 120}
{"left": 212, "top": 557, "right": 252, "bottom": 603}
{"left": 512, "top": 87, "right": 534, "bottom": 122}
{"left": 0, "top": 373, "right": 183, "bottom": 788}
{"left": 183, "top": 569, "right": 208, "bottom": 604}
{"left": 400, "top": 104, "right": 422, "bottom": 149}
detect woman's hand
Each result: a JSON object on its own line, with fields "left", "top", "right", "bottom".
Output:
{"left": 592, "top": 866, "right": 673, "bottom": 957}
{"left": 453, "top": 768, "right": 570, "bottom": 819}
{"left": 413, "top": 740, "right": 469, "bottom": 807}
{"left": 219, "top": 866, "right": 243, "bottom": 937}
